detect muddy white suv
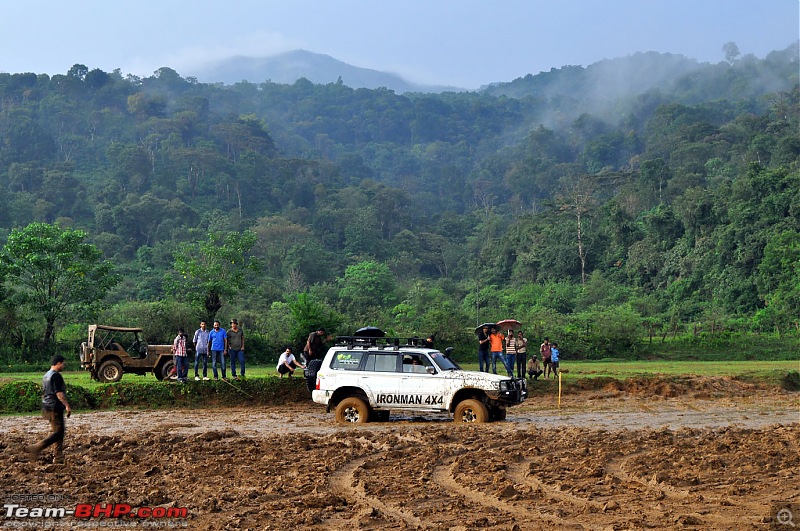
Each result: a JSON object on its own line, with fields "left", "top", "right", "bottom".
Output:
{"left": 310, "top": 332, "right": 527, "bottom": 423}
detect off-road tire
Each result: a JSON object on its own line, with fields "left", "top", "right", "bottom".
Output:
{"left": 335, "top": 397, "right": 370, "bottom": 424}
{"left": 454, "top": 399, "right": 489, "bottom": 423}
{"left": 98, "top": 360, "right": 123, "bottom": 383}
{"left": 156, "top": 359, "right": 176, "bottom": 381}
{"left": 305, "top": 359, "right": 323, "bottom": 393}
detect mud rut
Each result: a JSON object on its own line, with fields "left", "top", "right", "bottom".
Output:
{"left": 1, "top": 379, "right": 798, "bottom": 530}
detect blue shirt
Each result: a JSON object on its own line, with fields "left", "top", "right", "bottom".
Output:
{"left": 550, "top": 347, "right": 560, "bottom": 363}
{"left": 208, "top": 328, "right": 227, "bottom": 351}
{"left": 193, "top": 328, "right": 210, "bottom": 353}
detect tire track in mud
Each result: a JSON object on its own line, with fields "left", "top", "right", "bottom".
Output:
{"left": 604, "top": 451, "right": 694, "bottom": 502}
{"left": 329, "top": 453, "right": 424, "bottom": 529}
{"left": 430, "top": 458, "right": 571, "bottom": 529}
{"left": 506, "top": 458, "right": 604, "bottom": 514}
{"left": 602, "top": 450, "right": 753, "bottom": 530}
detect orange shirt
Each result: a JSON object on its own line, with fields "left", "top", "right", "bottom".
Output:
{"left": 489, "top": 332, "right": 504, "bottom": 352}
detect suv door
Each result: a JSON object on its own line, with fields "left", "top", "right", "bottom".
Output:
{"left": 359, "top": 351, "right": 404, "bottom": 408}
{"left": 395, "top": 351, "right": 449, "bottom": 411}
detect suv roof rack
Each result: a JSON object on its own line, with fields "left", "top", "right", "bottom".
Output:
{"left": 335, "top": 335, "right": 433, "bottom": 350}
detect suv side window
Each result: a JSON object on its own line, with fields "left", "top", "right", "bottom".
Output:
{"left": 402, "top": 353, "right": 435, "bottom": 374}
{"left": 330, "top": 351, "right": 367, "bottom": 370}
{"left": 363, "top": 352, "right": 400, "bottom": 372}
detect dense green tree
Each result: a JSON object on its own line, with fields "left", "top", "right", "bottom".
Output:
{"left": 0, "top": 222, "right": 118, "bottom": 343}
{"left": 167, "top": 230, "right": 259, "bottom": 320}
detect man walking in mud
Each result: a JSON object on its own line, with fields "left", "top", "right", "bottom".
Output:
{"left": 26, "top": 355, "right": 71, "bottom": 463}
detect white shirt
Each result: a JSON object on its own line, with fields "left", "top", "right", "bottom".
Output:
{"left": 276, "top": 351, "right": 296, "bottom": 370}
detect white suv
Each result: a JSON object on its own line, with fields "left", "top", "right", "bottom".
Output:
{"left": 310, "top": 333, "right": 527, "bottom": 423}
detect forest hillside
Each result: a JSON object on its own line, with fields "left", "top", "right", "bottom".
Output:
{"left": 0, "top": 44, "right": 797, "bottom": 362}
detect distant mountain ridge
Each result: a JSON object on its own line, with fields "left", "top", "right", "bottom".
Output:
{"left": 190, "top": 49, "right": 464, "bottom": 94}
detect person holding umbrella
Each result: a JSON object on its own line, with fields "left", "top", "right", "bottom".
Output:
{"left": 488, "top": 327, "right": 506, "bottom": 375}
{"left": 476, "top": 324, "right": 492, "bottom": 372}
{"left": 496, "top": 319, "right": 522, "bottom": 377}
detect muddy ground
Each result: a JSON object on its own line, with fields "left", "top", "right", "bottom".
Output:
{"left": 1, "top": 376, "right": 798, "bottom": 530}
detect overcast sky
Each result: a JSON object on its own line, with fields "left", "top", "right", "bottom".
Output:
{"left": 1, "top": 0, "right": 797, "bottom": 88}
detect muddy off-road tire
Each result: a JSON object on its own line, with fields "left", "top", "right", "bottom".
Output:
{"left": 98, "top": 360, "right": 123, "bottom": 383}
{"left": 304, "top": 359, "right": 323, "bottom": 393}
{"left": 156, "top": 360, "right": 176, "bottom": 381}
{"left": 335, "top": 397, "right": 370, "bottom": 424}
{"left": 454, "top": 399, "right": 489, "bottom": 423}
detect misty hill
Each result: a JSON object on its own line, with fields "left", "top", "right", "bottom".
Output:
{"left": 485, "top": 46, "right": 799, "bottom": 105}
{"left": 190, "top": 49, "right": 463, "bottom": 93}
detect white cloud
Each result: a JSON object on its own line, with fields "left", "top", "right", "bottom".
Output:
{"left": 122, "top": 31, "right": 305, "bottom": 78}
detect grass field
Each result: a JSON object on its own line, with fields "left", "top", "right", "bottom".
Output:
{"left": 1, "top": 360, "right": 797, "bottom": 389}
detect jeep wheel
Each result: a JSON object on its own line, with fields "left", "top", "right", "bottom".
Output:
{"left": 156, "top": 360, "right": 176, "bottom": 381}
{"left": 454, "top": 399, "right": 489, "bottom": 423}
{"left": 305, "top": 359, "right": 323, "bottom": 393}
{"left": 98, "top": 360, "right": 123, "bottom": 383}
{"left": 335, "top": 397, "right": 370, "bottom": 424}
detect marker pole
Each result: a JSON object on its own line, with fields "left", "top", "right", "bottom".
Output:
{"left": 558, "top": 371, "right": 562, "bottom": 410}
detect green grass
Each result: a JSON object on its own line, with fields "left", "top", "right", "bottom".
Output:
{"left": 458, "top": 360, "right": 800, "bottom": 382}
{"left": 2, "top": 360, "right": 797, "bottom": 387}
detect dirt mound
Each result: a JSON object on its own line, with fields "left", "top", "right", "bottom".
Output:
{"left": 568, "top": 375, "right": 763, "bottom": 399}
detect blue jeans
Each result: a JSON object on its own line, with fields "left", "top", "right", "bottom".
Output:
{"left": 478, "top": 350, "right": 491, "bottom": 372}
{"left": 491, "top": 351, "right": 503, "bottom": 374}
{"left": 194, "top": 351, "right": 208, "bottom": 378}
{"left": 175, "top": 355, "right": 189, "bottom": 381}
{"left": 211, "top": 350, "right": 226, "bottom": 379}
{"left": 503, "top": 353, "right": 516, "bottom": 377}
{"left": 229, "top": 349, "right": 245, "bottom": 377}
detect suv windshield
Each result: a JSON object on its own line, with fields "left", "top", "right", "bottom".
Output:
{"left": 429, "top": 351, "right": 459, "bottom": 371}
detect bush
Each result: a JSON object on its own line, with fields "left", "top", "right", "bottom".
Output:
{"left": 0, "top": 381, "right": 41, "bottom": 412}
{"left": 782, "top": 371, "right": 800, "bottom": 392}
{"left": 0, "top": 377, "right": 311, "bottom": 413}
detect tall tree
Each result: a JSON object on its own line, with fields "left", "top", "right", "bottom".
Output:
{"left": 557, "top": 174, "right": 598, "bottom": 284}
{"left": 168, "top": 230, "right": 259, "bottom": 320}
{"left": 0, "top": 222, "right": 119, "bottom": 343}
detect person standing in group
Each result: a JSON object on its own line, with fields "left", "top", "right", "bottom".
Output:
{"left": 26, "top": 355, "right": 71, "bottom": 464}
{"left": 303, "top": 327, "right": 327, "bottom": 363}
{"left": 550, "top": 342, "right": 561, "bottom": 378}
{"left": 489, "top": 328, "right": 506, "bottom": 375}
{"left": 208, "top": 320, "right": 228, "bottom": 380}
{"left": 193, "top": 321, "right": 210, "bottom": 381}
{"left": 276, "top": 347, "right": 305, "bottom": 378}
{"left": 227, "top": 319, "right": 245, "bottom": 381}
{"left": 514, "top": 331, "right": 528, "bottom": 378}
{"left": 505, "top": 330, "right": 518, "bottom": 378}
{"left": 477, "top": 325, "right": 491, "bottom": 373}
{"left": 541, "top": 337, "right": 553, "bottom": 379}
{"left": 172, "top": 328, "right": 189, "bottom": 383}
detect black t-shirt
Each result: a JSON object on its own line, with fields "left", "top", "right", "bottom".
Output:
{"left": 477, "top": 330, "right": 490, "bottom": 353}
{"left": 306, "top": 332, "right": 324, "bottom": 360}
{"left": 42, "top": 369, "right": 66, "bottom": 412}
